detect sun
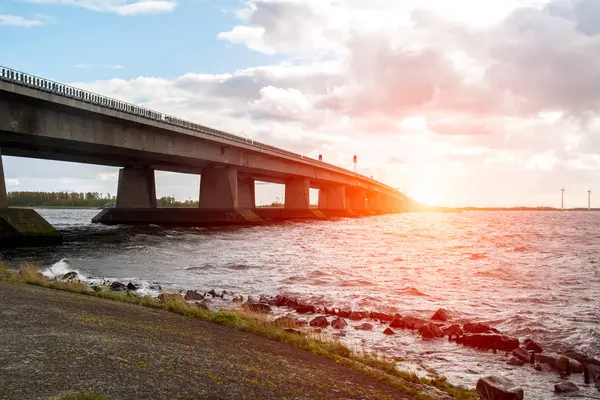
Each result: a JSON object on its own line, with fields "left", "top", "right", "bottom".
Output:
{"left": 411, "top": 186, "right": 442, "bottom": 206}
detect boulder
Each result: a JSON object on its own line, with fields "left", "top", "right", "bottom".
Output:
{"left": 184, "top": 290, "right": 204, "bottom": 301}
{"left": 536, "top": 354, "right": 583, "bottom": 373}
{"left": 588, "top": 365, "right": 600, "bottom": 382}
{"left": 126, "top": 282, "right": 138, "bottom": 291}
{"left": 275, "top": 314, "right": 307, "bottom": 328}
{"left": 337, "top": 310, "right": 351, "bottom": 318}
{"left": 507, "top": 357, "right": 525, "bottom": 367}
{"left": 309, "top": 316, "right": 329, "bottom": 328}
{"left": 512, "top": 347, "right": 531, "bottom": 363}
{"left": 296, "top": 304, "right": 316, "bottom": 314}
{"left": 349, "top": 311, "right": 369, "bottom": 321}
{"left": 523, "top": 338, "right": 542, "bottom": 353}
{"left": 370, "top": 311, "right": 394, "bottom": 322}
{"left": 476, "top": 376, "right": 524, "bottom": 400}
{"left": 383, "top": 327, "right": 396, "bottom": 335}
{"left": 560, "top": 349, "right": 600, "bottom": 367}
{"left": 534, "top": 363, "right": 554, "bottom": 372}
{"left": 456, "top": 334, "right": 520, "bottom": 352}
{"left": 284, "top": 328, "right": 303, "bottom": 335}
{"left": 110, "top": 281, "right": 127, "bottom": 291}
{"left": 232, "top": 295, "right": 244, "bottom": 303}
{"left": 62, "top": 271, "right": 78, "bottom": 281}
{"left": 207, "top": 289, "right": 220, "bottom": 298}
{"left": 158, "top": 293, "right": 184, "bottom": 303}
{"left": 331, "top": 318, "right": 348, "bottom": 330}
{"left": 464, "top": 322, "right": 493, "bottom": 334}
{"left": 442, "top": 324, "right": 463, "bottom": 337}
{"left": 324, "top": 307, "right": 336, "bottom": 315}
{"left": 419, "top": 323, "right": 443, "bottom": 339}
{"left": 431, "top": 308, "right": 451, "bottom": 321}
{"left": 241, "top": 302, "right": 272, "bottom": 313}
{"left": 554, "top": 382, "right": 579, "bottom": 393}
{"left": 355, "top": 323, "right": 374, "bottom": 331}
{"left": 196, "top": 300, "right": 211, "bottom": 311}
{"left": 389, "top": 315, "right": 427, "bottom": 330}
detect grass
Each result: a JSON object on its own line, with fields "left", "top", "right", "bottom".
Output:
{"left": 51, "top": 393, "right": 108, "bottom": 400}
{"left": 0, "top": 263, "right": 477, "bottom": 400}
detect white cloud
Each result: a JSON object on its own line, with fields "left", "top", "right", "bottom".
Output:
{"left": 5, "top": 179, "right": 20, "bottom": 186}
{"left": 0, "top": 14, "right": 51, "bottom": 27}
{"left": 24, "top": 0, "right": 176, "bottom": 15}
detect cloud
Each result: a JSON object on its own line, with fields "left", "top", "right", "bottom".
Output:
{"left": 0, "top": 14, "right": 51, "bottom": 27}
{"left": 5, "top": 179, "right": 20, "bottom": 186}
{"left": 24, "top": 0, "right": 176, "bottom": 15}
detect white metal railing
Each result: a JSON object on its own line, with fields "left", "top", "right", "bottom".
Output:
{"left": 0, "top": 65, "right": 400, "bottom": 194}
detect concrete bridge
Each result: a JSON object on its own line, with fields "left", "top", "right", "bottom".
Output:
{"left": 0, "top": 66, "right": 414, "bottom": 247}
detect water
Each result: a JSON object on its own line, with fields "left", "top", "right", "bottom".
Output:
{"left": 2, "top": 209, "right": 599, "bottom": 399}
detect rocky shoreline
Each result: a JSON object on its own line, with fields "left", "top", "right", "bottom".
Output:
{"left": 67, "top": 271, "right": 600, "bottom": 399}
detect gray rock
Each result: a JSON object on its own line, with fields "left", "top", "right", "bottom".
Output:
{"left": 184, "top": 290, "right": 204, "bottom": 301}
{"left": 383, "top": 327, "right": 395, "bottom": 335}
{"left": 536, "top": 353, "right": 583, "bottom": 373}
{"left": 62, "top": 271, "right": 78, "bottom": 281}
{"left": 355, "top": 323, "right": 373, "bottom": 331}
{"left": 126, "top": 282, "right": 138, "bottom": 291}
{"left": 507, "top": 357, "right": 525, "bottom": 367}
{"left": 431, "top": 308, "right": 451, "bottom": 321}
{"left": 309, "top": 316, "right": 329, "bottom": 328}
{"left": 110, "top": 281, "right": 126, "bottom": 291}
{"left": 512, "top": 347, "right": 531, "bottom": 363}
{"left": 554, "top": 381, "right": 579, "bottom": 393}
{"left": 418, "top": 323, "right": 443, "bottom": 339}
{"left": 241, "top": 302, "right": 272, "bottom": 313}
{"left": 349, "top": 311, "right": 369, "bottom": 321}
{"left": 331, "top": 318, "right": 348, "bottom": 330}
{"left": 523, "top": 338, "right": 542, "bottom": 353}
{"left": 476, "top": 376, "right": 524, "bottom": 400}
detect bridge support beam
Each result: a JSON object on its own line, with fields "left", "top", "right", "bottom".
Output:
{"left": 0, "top": 149, "right": 62, "bottom": 247}
{"left": 238, "top": 178, "right": 255, "bottom": 209}
{"left": 116, "top": 167, "right": 157, "bottom": 209}
{"left": 199, "top": 167, "right": 238, "bottom": 209}
{"left": 284, "top": 178, "right": 310, "bottom": 209}
{"left": 345, "top": 187, "right": 367, "bottom": 214}
{"left": 319, "top": 184, "right": 353, "bottom": 217}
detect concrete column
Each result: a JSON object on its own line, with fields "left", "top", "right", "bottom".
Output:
{"left": 116, "top": 167, "right": 157, "bottom": 209}
{"left": 366, "top": 191, "right": 382, "bottom": 213}
{"left": 238, "top": 178, "right": 255, "bottom": 209}
{"left": 0, "top": 150, "right": 7, "bottom": 209}
{"left": 345, "top": 187, "right": 367, "bottom": 211}
{"left": 319, "top": 184, "right": 346, "bottom": 210}
{"left": 199, "top": 167, "right": 238, "bottom": 209}
{"left": 284, "top": 178, "right": 310, "bottom": 209}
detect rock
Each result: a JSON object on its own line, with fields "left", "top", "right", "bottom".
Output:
{"left": 512, "top": 347, "right": 531, "bottom": 363}
{"left": 91, "top": 286, "right": 101, "bottom": 292}
{"left": 588, "top": 365, "right": 600, "bottom": 382}
{"left": 309, "top": 316, "right": 329, "bottom": 328}
{"left": 62, "top": 271, "right": 78, "bottom": 281}
{"left": 324, "top": 307, "right": 336, "bottom": 315}
{"left": 110, "top": 281, "right": 127, "bottom": 291}
{"left": 419, "top": 323, "right": 443, "bottom": 339}
{"left": 232, "top": 295, "right": 244, "bottom": 303}
{"left": 536, "top": 354, "right": 583, "bottom": 373}
{"left": 442, "top": 324, "right": 463, "bottom": 337}
{"left": 337, "top": 310, "right": 351, "bottom": 318}
{"left": 296, "top": 304, "right": 316, "bottom": 314}
{"left": 560, "top": 349, "right": 600, "bottom": 367}
{"left": 476, "top": 376, "right": 524, "bottom": 400}
{"left": 463, "top": 322, "right": 493, "bottom": 334}
{"left": 275, "top": 314, "right": 307, "bottom": 328}
{"left": 554, "top": 382, "right": 579, "bottom": 393}
{"left": 349, "top": 311, "right": 369, "bottom": 321}
{"left": 331, "top": 318, "right": 348, "bottom": 330}
{"left": 196, "top": 300, "right": 211, "bottom": 311}
{"left": 355, "top": 323, "right": 374, "bottom": 331}
{"left": 383, "top": 327, "right": 396, "bottom": 335}
{"left": 389, "top": 316, "right": 427, "bottom": 330}
{"left": 523, "top": 338, "right": 543, "bottom": 353}
{"left": 284, "top": 328, "right": 303, "bottom": 335}
{"left": 431, "top": 308, "right": 451, "bottom": 321}
{"left": 456, "top": 334, "right": 520, "bottom": 352}
{"left": 241, "top": 302, "right": 272, "bottom": 313}
{"left": 158, "top": 293, "right": 185, "bottom": 303}
{"left": 507, "top": 357, "right": 525, "bottom": 367}
{"left": 370, "top": 311, "right": 394, "bottom": 322}
{"left": 184, "top": 290, "right": 204, "bottom": 301}
{"left": 207, "top": 289, "right": 219, "bottom": 298}
{"left": 126, "top": 282, "right": 138, "bottom": 291}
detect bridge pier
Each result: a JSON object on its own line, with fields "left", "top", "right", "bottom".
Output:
{"left": 116, "top": 167, "right": 157, "bottom": 209}
{"left": 284, "top": 178, "right": 310, "bottom": 209}
{"left": 319, "top": 184, "right": 354, "bottom": 217}
{"left": 345, "top": 187, "right": 368, "bottom": 215}
{"left": 199, "top": 167, "right": 238, "bottom": 209}
{"left": 0, "top": 150, "right": 62, "bottom": 247}
{"left": 238, "top": 178, "right": 255, "bottom": 209}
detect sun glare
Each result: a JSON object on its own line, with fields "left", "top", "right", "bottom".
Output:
{"left": 411, "top": 187, "right": 442, "bottom": 206}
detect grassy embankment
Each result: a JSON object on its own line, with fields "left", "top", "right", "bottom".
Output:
{"left": 0, "top": 264, "right": 477, "bottom": 400}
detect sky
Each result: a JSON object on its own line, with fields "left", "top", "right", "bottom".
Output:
{"left": 2, "top": 0, "right": 600, "bottom": 207}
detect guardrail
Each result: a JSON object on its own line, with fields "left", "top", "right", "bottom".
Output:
{"left": 0, "top": 66, "right": 400, "bottom": 194}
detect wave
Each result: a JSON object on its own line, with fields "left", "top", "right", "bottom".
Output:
{"left": 469, "top": 253, "right": 487, "bottom": 260}
{"left": 394, "top": 287, "right": 429, "bottom": 297}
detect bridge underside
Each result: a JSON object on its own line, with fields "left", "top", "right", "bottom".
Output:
{"left": 0, "top": 82, "right": 413, "bottom": 247}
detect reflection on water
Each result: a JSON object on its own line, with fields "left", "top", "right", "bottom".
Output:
{"left": 2, "top": 209, "right": 600, "bottom": 399}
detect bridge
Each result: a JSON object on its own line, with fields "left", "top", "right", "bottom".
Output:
{"left": 0, "top": 66, "right": 414, "bottom": 247}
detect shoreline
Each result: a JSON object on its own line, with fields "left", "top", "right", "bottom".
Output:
{"left": 0, "top": 264, "right": 477, "bottom": 400}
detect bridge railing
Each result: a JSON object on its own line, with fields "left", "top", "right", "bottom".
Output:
{"left": 0, "top": 66, "right": 400, "bottom": 194}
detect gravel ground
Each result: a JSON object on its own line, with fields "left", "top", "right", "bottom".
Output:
{"left": 0, "top": 281, "right": 411, "bottom": 400}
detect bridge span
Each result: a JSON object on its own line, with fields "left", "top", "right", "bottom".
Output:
{"left": 0, "top": 66, "right": 414, "bottom": 247}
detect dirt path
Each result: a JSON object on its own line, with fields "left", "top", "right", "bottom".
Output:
{"left": 0, "top": 282, "right": 411, "bottom": 400}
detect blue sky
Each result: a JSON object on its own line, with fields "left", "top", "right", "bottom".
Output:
{"left": 3, "top": 0, "right": 600, "bottom": 207}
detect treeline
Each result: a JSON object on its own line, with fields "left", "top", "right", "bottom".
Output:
{"left": 7, "top": 192, "right": 198, "bottom": 208}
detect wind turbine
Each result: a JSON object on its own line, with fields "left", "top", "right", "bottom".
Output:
{"left": 561, "top": 187, "right": 565, "bottom": 210}
{"left": 588, "top": 189, "right": 592, "bottom": 211}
